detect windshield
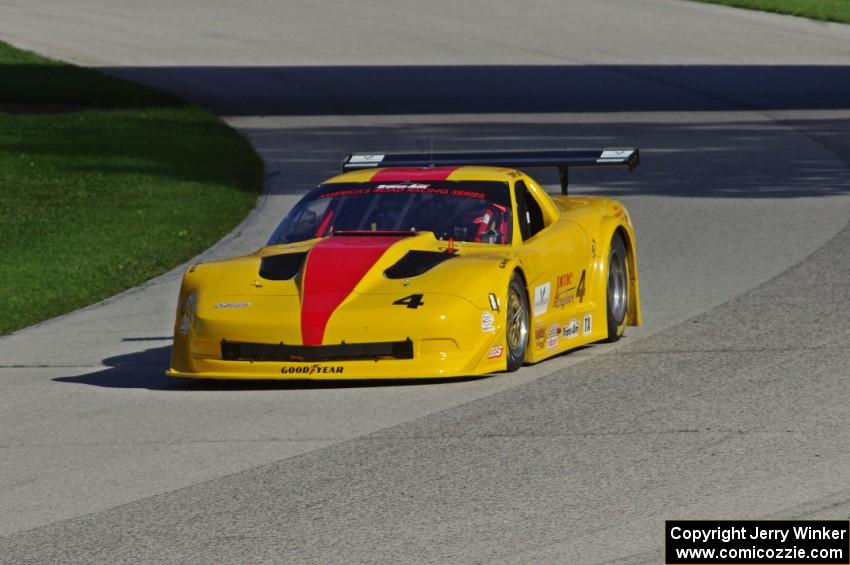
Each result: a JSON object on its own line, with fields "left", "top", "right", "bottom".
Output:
{"left": 268, "top": 181, "right": 513, "bottom": 245}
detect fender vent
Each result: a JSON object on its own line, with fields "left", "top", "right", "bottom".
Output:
{"left": 384, "top": 251, "right": 456, "bottom": 279}
{"left": 259, "top": 252, "right": 306, "bottom": 280}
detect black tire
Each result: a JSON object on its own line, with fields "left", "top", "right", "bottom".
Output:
{"left": 505, "top": 273, "right": 529, "bottom": 372}
{"left": 605, "top": 233, "right": 629, "bottom": 342}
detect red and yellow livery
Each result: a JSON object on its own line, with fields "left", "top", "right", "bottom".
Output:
{"left": 167, "top": 149, "right": 641, "bottom": 379}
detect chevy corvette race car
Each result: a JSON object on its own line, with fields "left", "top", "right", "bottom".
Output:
{"left": 167, "top": 149, "right": 641, "bottom": 380}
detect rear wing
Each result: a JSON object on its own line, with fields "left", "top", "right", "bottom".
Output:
{"left": 341, "top": 148, "right": 640, "bottom": 194}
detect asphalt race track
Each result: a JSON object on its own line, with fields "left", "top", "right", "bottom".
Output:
{"left": 2, "top": 1, "right": 850, "bottom": 562}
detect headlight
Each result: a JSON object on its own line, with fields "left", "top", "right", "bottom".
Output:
{"left": 178, "top": 292, "right": 196, "bottom": 334}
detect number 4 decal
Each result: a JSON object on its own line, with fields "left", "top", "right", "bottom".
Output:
{"left": 576, "top": 270, "right": 586, "bottom": 303}
{"left": 393, "top": 294, "right": 425, "bottom": 309}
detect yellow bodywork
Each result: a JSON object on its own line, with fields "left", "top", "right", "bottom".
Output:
{"left": 167, "top": 166, "right": 640, "bottom": 380}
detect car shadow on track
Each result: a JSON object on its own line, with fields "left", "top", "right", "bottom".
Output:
{"left": 52, "top": 345, "right": 490, "bottom": 390}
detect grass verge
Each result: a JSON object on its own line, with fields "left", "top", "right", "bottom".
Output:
{"left": 689, "top": 0, "right": 850, "bottom": 24}
{"left": 0, "top": 41, "right": 262, "bottom": 335}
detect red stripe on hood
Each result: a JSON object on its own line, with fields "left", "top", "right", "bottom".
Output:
{"left": 371, "top": 167, "right": 458, "bottom": 182}
{"left": 301, "top": 236, "right": 403, "bottom": 346}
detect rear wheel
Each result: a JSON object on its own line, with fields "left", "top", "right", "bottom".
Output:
{"left": 505, "top": 273, "right": 529, "bottom": 372}
{"left": 606, "top": 233, "right": 629, "bottom": 342}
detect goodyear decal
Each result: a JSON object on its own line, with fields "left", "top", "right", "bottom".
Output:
{"left": 281, "top": 365, "right": 344, "bottom": 375}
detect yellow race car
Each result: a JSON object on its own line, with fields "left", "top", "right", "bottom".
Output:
{"left": 167, "top": 149, "right": 641, "bottom": 380}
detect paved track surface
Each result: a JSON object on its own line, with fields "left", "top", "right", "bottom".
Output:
{"left": 2, "top": 1, "right": 850, "bottom": 562}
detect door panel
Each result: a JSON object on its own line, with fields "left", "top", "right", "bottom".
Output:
{"left": 514, "top": 180, "right": 592, "bottom": 355}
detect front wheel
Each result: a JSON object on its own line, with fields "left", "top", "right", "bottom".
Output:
{"left": 605, "top": 233, "right": 629, "bottom": 342}
{"left": 505, "top": 273, "right": 529, "bottom": 372}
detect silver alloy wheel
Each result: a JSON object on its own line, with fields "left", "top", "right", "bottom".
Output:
{"left": 608, "top": 248, "right": 628, "bottom": 324}
{"left": 507, "top": 287, "right": 528, "bottom": 353}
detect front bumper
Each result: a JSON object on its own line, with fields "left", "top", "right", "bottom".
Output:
{"left": 167, "top": 293, "right": 507, "bottom": 379}
{"left": 167, "top": 337, "right": 502, "bottom": 379}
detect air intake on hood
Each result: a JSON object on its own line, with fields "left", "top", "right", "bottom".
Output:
{"left": 259, "top": 252, "right": 307, "bottom": 280}
{"left": 384, "top": 250, "right": 456, "bottom": 279}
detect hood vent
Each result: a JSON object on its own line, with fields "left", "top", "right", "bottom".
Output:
{"left": 384, "top": 250, "right": 456, "bottom": 279}
{"left": 259, "top": 252, "right": 307, "bottom": 280}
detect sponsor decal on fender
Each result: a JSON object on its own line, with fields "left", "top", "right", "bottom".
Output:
{"left": 546, "top": 323, "right": 559, "bottom": 350}
{"left": 481, "top": 311, "right": 496, "bottom": 332}
{"left": 487, "top": 345, "right": 504, "bottom": 359}
{"left": 583, "top": 313, "right": 593, "bottom": 335}
{"left": 563, "top": 319, "right": 579, "bottom": 339}
{"left": 554, "top": 272, "right": 576, "bottom": 308}
{"left": 281, "top": 365, "right": 344, "bottom": 375}
{"left": 534, "top": 327, "right": 546, "bottom": 350}
{"left": 533, "top": 282, "right": 551, "bottom": 316}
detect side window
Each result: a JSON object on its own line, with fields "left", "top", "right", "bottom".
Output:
{"left": 515, "top": 180, "right": 545, "bottom": 241}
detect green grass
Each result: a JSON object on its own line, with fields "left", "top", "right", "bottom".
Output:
{"left": 0, "top": 41, "right": 262, "bottom": 335}
{"left": 690, "top": 0, "right": 850, "bottom": 24}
